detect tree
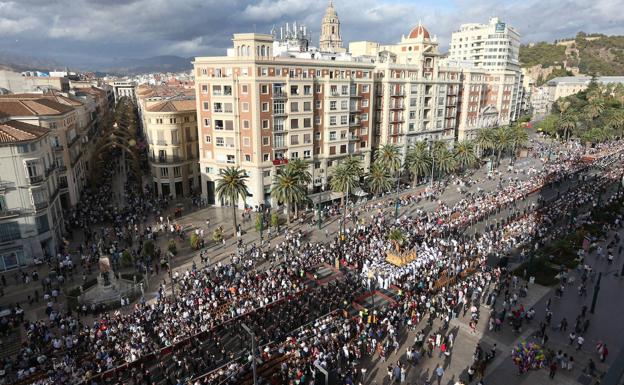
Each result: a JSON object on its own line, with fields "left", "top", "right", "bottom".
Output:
{"left": 453, "top": 140, "right": 477, "bottom": 171}
{"left": 283, "top": 159, "right": 312, "bottom": 218}
{"left": 366, "top": 162, "right": 392, "bottom": 196}
{"left": 405, "top": 141, "right": 431, "bottom": 186}
{"left": 271, "top": 167, "right": 306, "bottom": 225}
{"left": 141, "top": 240, "right": 155, "bottom": 259}
{"left": 374, "top": 144, "right": 401, "bottom": 175}
{"left": 167, "top": 239, "right": 177, "bottom": 256}
{"left": 509, "top": 126, "right": 529, "bottom": 161}
{"left": 330, "top": 164, "right": 359, "bottom": 208}
{"left": 557, "top": 112, "right": 577, "bottom": 141}
{"left": 475, "top": 127, "right": 495, "bottom": 157}
{"left": 492, "top": 127, "right": 512, "bottom": 166}
{"left": 434, "top": 146, "right": 457, "bottom": 177}
{"left": 387, "top": 229, "right": 406, "bottom": 252}
{"left": 215, "top": 167, "right": 250, "bottom": 234}
{"left": 343, "top": 155, "right": 364, "bottom": 176}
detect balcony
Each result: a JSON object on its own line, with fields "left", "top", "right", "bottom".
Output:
{"left": 52, "top": 145, "right": 64, "bottom": 152}
{"left": 272, "top": 158, "right": 289, "bottom": 166}
{"left": 68, "top": 135, "right": 80, "bottom": 147}
{"left": 0, "top": 209, "right": 21, "bottom": 219}
{"left": 271, "top": 91, "right": 288, "bottom": 99}
{"left": 390, "top": 91, "right": 405, "bottom": 97}
{"left": 28, "top": 175, "right": 44, "bottom": 185}
{"left": 389, "top": 104, "right": 404, "bottom": 110}
{"left": 45, "top": 164, "right": 56, "bottom": 177}
{"left": 0, "top": 181, "right": 16, "bottom": 191}
{"left": 151, "top": 155, "right": 183, "bottom": 164}
{"left": 34, "top": 201, "right": 48, "bottom": 211}
{"left": 57, "top": 165, "right": 67, "bottom": 173}
{"left": 349, "top": 135, "right": 360, "bottom": 141}
{"left": 349, "top": 119, "right": 361, "bottom": 127}
{"left": 59, "top": 180, "right": 68, "bottom": 189}
{"left": 272, "top": 110, "right": 288, "bottom": 117}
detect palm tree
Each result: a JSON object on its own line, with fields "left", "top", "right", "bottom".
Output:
{"left": 405, "top": 141, "right": 431, "bottom": 186}
{"left": 342, "top": 155, "right": 364, "bottom": 178}
{"left": 374, "top": 144, "right": 401, "bottom": 175}
{"left": 475, "top": 127, "right": 495, "bottom": 157}
{"left": 434, "top": 146, "right": 457, "bottom": 177}
{"left": 271, "top": 167, "right": 306, "bottom": 225}
{"left": 492, "top": 127, "right": 511, "bottom": 166}
{"left": 557, "top": 112, "right": 577, "bottom": 141}
{"left": 330, "top": 163, "right": 359, "bottom": 208}
{"left": 366, "top": 162, "right": 393, "bottom": 196}
{"left": 387, "top": 229, "right": 406, "bottom": 252}
{"left": 605, "top": 110, "right": 624, "bottom": 136}
{"left": 509, "top": 126, "right": 529, "bottom": 163}
{"left": 285, "top": 158, "right": 312, "bottom": 217}
{"left": 215, "top": 167, "right": 250, "bottom": 234}
{"left": 453, "top": 140, "right": 477, "bottom": 171}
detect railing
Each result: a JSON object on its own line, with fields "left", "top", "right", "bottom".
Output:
{"left": 0, "top": 209, "right": 21, "bottom": 218}
{"left": 34, "top": 201, "right": 48, "bottom": 211}
{"left": 57, "top": 165, "right": 67, "bottom": 173}
{"left": 59, "top": 180, "right": 68, "bottom": 189}
{"left": 156, "top": 140, "right": 168, "bottom": 145}
{"left": 45, "top": 164, "right": 56, "bottom": 177}
{"left": 272, "top": 110, "right": 287, "bottom": 117}
{"left": 52, "top": 145, "right": 64, "bottom": 152}
{"left": 28, "top": 175, "right": 44, "bottom": 184}
{"left": 272, "top": 92, "right": 288, "bottom": 99}
{"left": 68, "top": 135, "right": 80, "bottom": 147}
{"left": 150, "top": 156, "right": 183, "bottom": 164}
{"left": 0, "top": 181, "right": 15, "bottom": 190}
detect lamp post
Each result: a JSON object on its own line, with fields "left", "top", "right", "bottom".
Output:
{"left": 242, "top": 323, "right": 257, "bottom": 385}
{"left": 394, "top": 169, "right": 401, "bottom": 219}
{"left": 317, "top": 200, "right": 322, "bottom": 230}
{"left": 590, "top": 272, "right": 602, "bottom": 314}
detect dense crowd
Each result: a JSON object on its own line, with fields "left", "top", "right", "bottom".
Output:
{"left": 3, "top": 138, "right": 624, "bottom": 385}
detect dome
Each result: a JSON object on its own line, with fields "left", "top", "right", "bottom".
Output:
{"left": 408, "top": 25, "right": 430, "bottom": 39}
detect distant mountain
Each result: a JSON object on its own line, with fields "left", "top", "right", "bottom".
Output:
{"left": 520, "top": 33, "right": 624, "bottom": 84}
{"left": 100, "top": 55, "right": 193, "bottom": 75}
{"left": 0, "top": 51, "right": 63, "bottom": 72}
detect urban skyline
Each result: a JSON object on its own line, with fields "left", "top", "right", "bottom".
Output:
{"left": 1, "top": 0, "right": 623, "bottom": 69}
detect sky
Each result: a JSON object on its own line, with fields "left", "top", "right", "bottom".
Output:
{"left": 1, "top": 0, "right": 623, "bottom": 69}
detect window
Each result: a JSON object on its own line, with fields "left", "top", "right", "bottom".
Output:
{"left": 330, "top": 101, "right": 337, "bottom": 111}
{"left": 215, "top": 137, "right": 224, "bottom": 147}
{"left": 243, "top": 120, "right": 250, "bottom": 129}
{"left": 315, "top": 84, "right": 322, "bottom": 93}
{"left": 261, "top": 84, "right": 268, "bottom": 94}
{"left": 160, "top": 168, "right": 169, "bottom": 177}
{"left": 226, "top": 155, "right": 235, "bottom": 164}
{"left": 261, "top": 68, "right": 268, "bottom": 76}
{"left": 213, "top": 102, "right": 223, "bottom": 113}
{"left": 340, "top": 100, "right": 348, "bottom": 110}
{"left": 361, "top": 113, "right": 368, "bottom": 121}
{"left": 329, "top": 131, "right": 336, "bottom": 140}
{"left": 290, "top": 135, "right": 299, "bottom": 145}
{"left": 290, "top": 85, "right": 299, "bottom": 95}
{"left": 36, "top": 215, "right": 49, "bottom": 234}
{"left": 329, "top": 146, "right": 336, "bottom": 155}
{"left": 263, "top": 153, "right": 270, "bottom": 162}
{"left": 304, "top": 85, "right": 312, "bottom": 95}
{"left": 243, "top": 137, "right": 250, "bottom": 146}
{"left": 205, "top": 135, "right": 211, "bottom": 143}
{"left": 303, "top": 133, "right": 311, "bottom": 144}
{"left": 203, "top": 102, "right": 209, "bottom": 111}
{"left": 215, "top": 120, "right": 224, "bottom": 130}
{"left": 340, "top": 116, "right": 348, "bottom": 125}
{"left": 290, "top": 102, "right": 299, "bottom": 112}
{"left": 242, "top": 102, "right": 249, "bottom": 112}
{"left": 314, "top": 116, "right": 321, "bottom": 125}
{"left": 262, "top": 137, "right": 269, "bottom": 146}
{"left": 341, "top": 85, "right": 348, "bottom": 95}
{"left": 174, "top": 166, "right": 181, "bottom": 177}
{"left": 201, "top": 84, "right": 208, "bottom": 93}
{"left": 303, "top": 118, "right": 311, "bottom": 128}
{"left": 262, "top": 102, "right": 269, "bottom": 112}
{"left": 245, "top": 154, "right": 251, "bottom": 162}
{"left": 291, "top": 151, "right": 299, "bottom": 159}
{"left": 262, "top": 120, "right": 269, "bottom": 129}
{"left": 290, "top": 119, "right": 299, "bottom": 129}
{"left": 303, "top": 150, "right": 311, "bottom": 159}
{"left": 203, "top": 118, "right": 211, "bottom": 127}
{"left": 314, "top": 132, "right": 321, "bottom": 140}
{"left": 212, "top": 85, "right": 222, "bottom": 96}
{"left": 330, "top": 116, "right": 337, "bottom": 126}
{"left": 362, "top": 85, "right": 369, "bottom": 93}
{"left": 340, "top": 145, "right": 347, "bottom": 154}
{"left": 362, "top": 99, "right": 369, "bottom": 107}
{"left": 0, "top": 222, "right": 20, "bottom": 242}
{"left": 241, "top": 85, "right": 248, "bottom": 94}
{"left": 303, "top": 101, "right": 311, "bottom": 112}
{"left": 315, "top": 100, "right": 321, "bottom": 109}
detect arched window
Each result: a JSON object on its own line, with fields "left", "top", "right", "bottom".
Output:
{"left": 331, "top": 26, "right": 335, "bottom": 34}
{"left": 245, "top": 46, "right": 250, "bottom": 56}
{"left": 237, "top": 46, "right": 241, "bottom": 56}
{"left": 261, "top": 45, "right": 266, "bottom": 56}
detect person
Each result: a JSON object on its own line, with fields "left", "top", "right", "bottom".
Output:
{"left": 549, "top": 361, "right": 557, "bottom": 379}
{"left": 435, "top": 364, "right": 445, "bottom": 385}
{"left": 577, "top": 335, "right": 584, "bottom": 350}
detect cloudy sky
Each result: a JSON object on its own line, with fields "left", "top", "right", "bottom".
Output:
{"left": 1, "top": 0, "right": 623, "bottom": 68}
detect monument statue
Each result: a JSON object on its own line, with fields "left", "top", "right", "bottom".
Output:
{"left": 97, "top": 241, "right": 112, "bottom": 286}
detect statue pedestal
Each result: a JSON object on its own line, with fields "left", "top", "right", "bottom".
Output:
{"left": 82, "top": 272, "right": 129, "bottom": 305}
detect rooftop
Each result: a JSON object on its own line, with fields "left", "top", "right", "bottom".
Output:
{"left": 146, "top": 99, "right": 196, "bottom": 112}
{"left": 0, "top": 95, "right": 75, "bottom": 117}
{"left": 0, "top": 119, "right": 49, "bottom": 144}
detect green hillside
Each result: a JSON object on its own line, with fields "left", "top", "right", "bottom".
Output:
{"left": 520, "top": 33, "right": 624, "bottom": 76}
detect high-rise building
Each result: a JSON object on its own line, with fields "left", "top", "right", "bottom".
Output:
{"left": 0, "top": 116, "right": 64, "bottom": 268}
{"left": 446, "top": 17, "right": 524, "bottom": 123}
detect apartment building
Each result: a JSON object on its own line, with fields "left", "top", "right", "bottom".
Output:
{"left": 0, "top": 117, "right": 63, "bottom": 270}
{"left": 194, "top": 31, "right": 375, "bottom": 207}
{"left": 446, "top": 17, "right": 524, "bottom": 123}
{"left": 0, "top": 95, "right": 86, "bottom": 209}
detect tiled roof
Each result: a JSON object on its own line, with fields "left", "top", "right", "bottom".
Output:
{"left": 0, "top": 91, "right": 83, "bottom": 107}
{"left": 146, "top": 99, "right": 196, "bottom": 112}
{"left": 0, "top": 119, "right": 48, "bottom": 144}
{"left": 0, "top": 96, "right": 74, "bottom": 116}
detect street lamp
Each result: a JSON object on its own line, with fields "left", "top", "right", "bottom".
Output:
{"left": 590, "top": 272, "right": 602, "bottom": 314}
{"left": 241, "top": 323, "right": 257, "bottom": 385}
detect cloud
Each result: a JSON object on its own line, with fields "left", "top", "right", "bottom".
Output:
{"left": 0, "top": 0, "right": 622, "bottom": 68}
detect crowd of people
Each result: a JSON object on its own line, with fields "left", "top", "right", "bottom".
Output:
{"left": 2, "top": 137, "right": 624, "bottom": 385}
